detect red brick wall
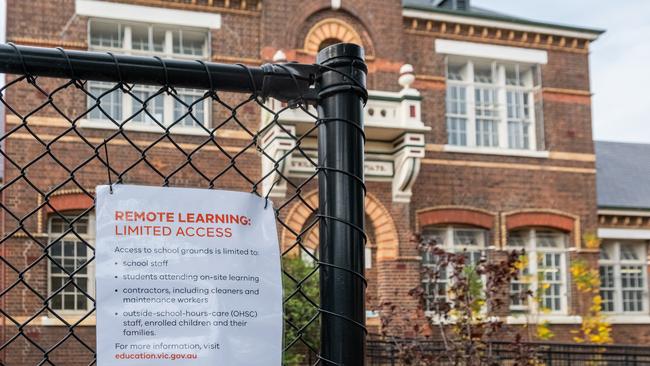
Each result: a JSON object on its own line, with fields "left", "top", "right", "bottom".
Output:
{"left": 2, "top": 1, "right": 633, "bottom": 364}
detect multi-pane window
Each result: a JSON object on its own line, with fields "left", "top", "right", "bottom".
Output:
{"left": 507, "top": 228, "right": 568, "bottom": 313}
{"left": 421, "top": 225, "right": 488, "bottom": 312}
{"left": 506, "top": 65, "right": 533, "bottom": 149}
{"left": 599, "top": 241, "right": 648, "bottom": 313}
{"left": 445, "top": 57, "right": 540, "bottom": 151}
{"left": 87, "top": 20, "right": 210, "bottom": 128}
{"left": 48, "top": 215, "right": 94, "bottom": 312}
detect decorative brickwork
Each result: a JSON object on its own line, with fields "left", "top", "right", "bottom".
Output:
{"left": 45, "top": 192, "right": 94, "bottom": 213}
{"left": 5, "top": 0, "right": 643, "bottom": 354}
{"left": 303, "top": 19, "right": 363, "bottom": 55}
{"left": 417, "top": 206, "right": 495, "bottom": 229}
{"left": 502, "top": 210, "right": 580, "bottom": 247}
{"left": 282, "top": 191, "right": 399, "bottom": 261}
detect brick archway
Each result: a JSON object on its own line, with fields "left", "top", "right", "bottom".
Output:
{"left": 502, "top": 209, "right": 580, "bottom": 247}
{"left": 303, "top": 18, "right": 363, "bottom": 54}
{"left": 416, "top": 206, "right": 498, "bottom": 245}
{"left": 282, "top": 191, "right": 399, "bottom": 260}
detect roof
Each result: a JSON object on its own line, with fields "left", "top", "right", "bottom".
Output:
{"left": 402, "top": 0, "right": 606, "bottom": 36}
{"left": 596, "top": 141, "right": 650, "bottom": 210}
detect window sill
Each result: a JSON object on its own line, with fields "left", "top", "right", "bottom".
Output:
{"left": 443, "top": 145, "right": 550, "bottom": 159}
{"left": 424, "top": 312, "right": 493, "bottom": 324}
{"left": 11, "top": 315, "right": 96, "bottom": 327}
{"left": 506, "top": 314, "right": 582, "bottom": 324}
{"left": 603, "top": 314, "right": 650, "bottom": 324}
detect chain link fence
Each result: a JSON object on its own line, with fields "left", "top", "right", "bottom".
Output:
{"left": 367, "top": 336, "right": 650, "bottom": 365}
{"left": 0, "top": 43, "right": 367, "bottom": 365}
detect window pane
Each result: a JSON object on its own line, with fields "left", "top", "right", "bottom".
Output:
{"left": 476, "top": 118, "right": 498, "bottom": 147}
{"left": 538, "top": 253, "right": 563, "bottom": 312}
{"left": 180, "top": 29, "right": 207, "bottom": 57}
{"left": 506, "top": 89, "right": 531, "bottom": 150}
{"left": 75, "top": 217, "right": 89, "bottom": 234}
{"left": 474, "top": 87, "right": 499, "bottom": 147}
{"left": 63, "top": 242, "right": 75, "bottom": 257}
{"left": 446, "top": 83, "right": 468, "bottom": 146}
{"left": 77, "top": 243, "right": 87, "bottom": 258}
{"left": 52, "top": 295, "right": 62, "bottom": 310}
{"left": 76, "top": 295, "right": 87, "bottom": 310}
{"left": 64, "top": 294, "right": 75, "bottom": 310}
{"left": 88, "top": 82, "right": 123, "bottom": 121}
{"left": 50, "top": 218, "right": 64, "bottom": 234}
{"left": 50, "top": 242, "right": 62, "bottom": 257}
{"left": 131, "top": 24, "right": 150, "bottom": 52}
{"left": 153, "top": 27, "right": 166, "bottom": 53}
{"left": 511, "top": 259, "right": 530, "bottom": 310}
{"left": 621, "top": 245, "right": 641, "bottom": 261}
{"left": 536, "top": 230, "right": 565, "bottom": 248}
{"left": 600, "top": 244, "right": 613, "bottom": 260}
{"left": 76, "top": 277, "right": 88, "bottom": 291}
{"left": 422, "top": 228, "right": 445, "bottom": 248}
{"left": 51, "top": 276, "right": 63, "bottom": 292}
{"left": 132, "top": 87, "right": 165, "bottom": 124}
{"left": 599, "top": 266, "right": 615, "bottom": 312}
{"left": 424, "top": 280, "right": 448, "bottom": 312}
{"left": 621, "top": 265, "right": 645, "bottom": 312}
{"left": 48, "top": 216, "right": 93, "bottom": 311}
{"left": 173, "top": 90, "right": 205, "bottom": 127}
{"left": 90, "top": 21, "right": 122, "bottom": 49}
{"left": 447, "top": 64, "right": 464, "bottom": 81}
{"left": 453, "top": 230, "right": 482, "bottom": 246}
{"left": 473, "top": 66, "right": 493, "bottom": 84}
{"left": 446, "top": 117, "right": 467, "bottom": 146}
{"left": 507, "top": 230, "right": 527, "bottom": 248}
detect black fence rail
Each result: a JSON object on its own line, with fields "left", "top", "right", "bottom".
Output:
{"left": 367, "top": 336, "right": 650, "bottom": 365}
{"left": 0, "top": 43, "right": 367, "bottom": 365}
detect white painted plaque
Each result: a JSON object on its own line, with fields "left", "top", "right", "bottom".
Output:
{"left": 95, "top": 185, "right": 282, "bottom": 365}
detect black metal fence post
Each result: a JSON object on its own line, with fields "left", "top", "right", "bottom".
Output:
{"left": 316, "top": 43, "right": 368, "bottom": 365}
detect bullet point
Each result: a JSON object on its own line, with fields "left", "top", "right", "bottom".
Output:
{"left": 115, "top": 312, "right": 118, "bottom": 316}
{"left": 114, "top": 262, "right": 118, "bottom": 265}
{"left": 114, "top": 289, "right": 118, "bottom": 292}
{"left": 114, "top": 276, "right": 118, "bottom": 279}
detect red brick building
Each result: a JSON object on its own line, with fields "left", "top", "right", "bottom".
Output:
{"left": 4, "top": 0, "right": 649, "bottom": 364}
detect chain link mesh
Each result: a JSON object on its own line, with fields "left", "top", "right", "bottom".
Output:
{"left": 0, "top": 46, "right": 332, "bottom": 365}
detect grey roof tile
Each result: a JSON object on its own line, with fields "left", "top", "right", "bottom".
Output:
{"left": 596, "top": 141, "right": 650, "bottom": 210}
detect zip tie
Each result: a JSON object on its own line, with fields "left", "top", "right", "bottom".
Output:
{"left": 104, "top": 142, "right": 113, "bottom": 194}
{"left": 196, "top": 60, "right": 214, "bottom": 92}
{"left": 7, "top": 42, "right": 32, "bottom": 82}
{"left": 237, "top": 63, "right": 258, "bottom": 98}
{"left": 56, "top": 47, "right": 77, "bottom": 81}
{"left": 106, "top": 52, "right": 124, "bottom": 86}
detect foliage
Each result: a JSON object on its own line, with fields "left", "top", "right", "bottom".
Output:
{"left": 375, "top": 234, "right": 538, "bottom": 365}
{"left": 282, "top": 256, "right": 320, "bottom": 365}
{"left": 583, "top": 232, "right": 601, "bottom": 250}
{"left": 570, "top": 259, "right": 612, "bottom": 344}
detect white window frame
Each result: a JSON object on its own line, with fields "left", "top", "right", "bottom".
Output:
{"left": 83, "top": 19, "right": 211, "bottom": 134}
{"left": 47, "top": 214, "right": 96, "bottom": 315}
{"left": 444, "top": 57, "right": 541, "bottom": 153}
{"left": 599, "top": 240, "right": 649, "bottom": 314}
{"left": 422, "top": 225, "right": 488, "bottom": 313}
{"left": 507, "top": 228, "right": 569, "bottom": 315}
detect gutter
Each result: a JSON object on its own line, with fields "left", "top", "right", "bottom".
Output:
{"left": 403, "top": 5, "right": 605, "bottom": 41}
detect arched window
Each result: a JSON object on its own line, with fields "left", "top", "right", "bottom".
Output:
{"left": 507, "top": 228, "right": 568, "bottom": 314}
{"left": 48, "top": 213, "right": 95, "bottom": 312}
{"left": 421, "top": 225, "right": 489, "bottom": 312}
{"left": 303, "top": 19, "right": 363, "bottom": 55}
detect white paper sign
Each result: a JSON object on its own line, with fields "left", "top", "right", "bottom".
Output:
{"left": 95, "top": 185, "right": 282, "bottom": 365}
